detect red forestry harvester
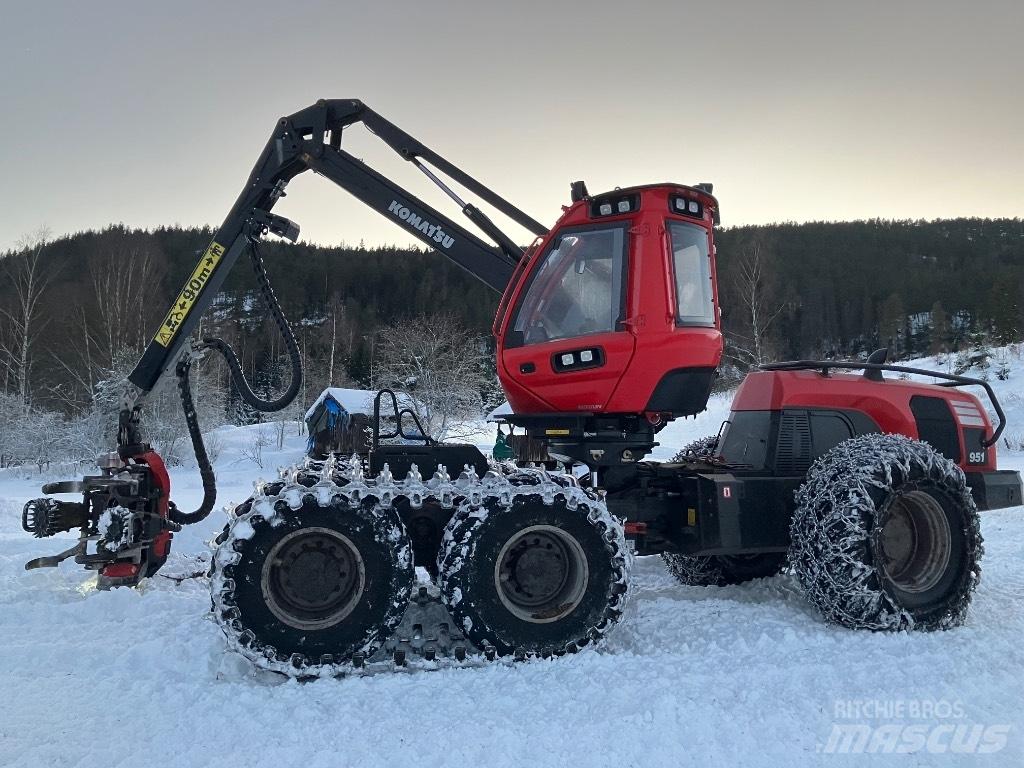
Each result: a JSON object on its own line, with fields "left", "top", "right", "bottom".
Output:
{"left": 21, "top": 100, "right": 1021, "bottom": 676}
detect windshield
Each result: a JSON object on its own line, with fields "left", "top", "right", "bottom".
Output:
{"left": 667, "top": 221, "right": 715, "bottom": 326}
{"left": 511, "top": 226, "right": 626, "bottom": 346}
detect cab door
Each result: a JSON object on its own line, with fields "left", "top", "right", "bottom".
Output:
{"left": 498, "top": 223, "right": 635, "bottom": 413}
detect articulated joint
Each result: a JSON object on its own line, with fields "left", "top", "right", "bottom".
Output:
{"left": 250, "top": 210, "right": 300, "bottom": 243}
{"left": 116, "top": 383, "right": 148, "bottom": 457}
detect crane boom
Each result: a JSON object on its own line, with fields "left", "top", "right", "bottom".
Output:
{"left": 129, "top": 99, "right": 544, "bottom": 395}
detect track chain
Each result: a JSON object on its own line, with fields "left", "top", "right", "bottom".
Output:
{"left": 210, "top": 455, "right": 632, "bottom": 678}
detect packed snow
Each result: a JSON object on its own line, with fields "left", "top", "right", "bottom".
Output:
{"left": 1, "top": 352, "right": 1022, "bottom": 766}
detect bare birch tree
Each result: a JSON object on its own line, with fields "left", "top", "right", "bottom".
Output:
{"left": 0, "top": 227, "right": 57, "bottom": 407}
{"left": 371, "top": 313, "right": 489, "bottom": 441}
{"left": 726, "top": 237, "right": 786, "bottom": 367}
{"left": 87, "top": 232, "right": 165, "bottom": 364}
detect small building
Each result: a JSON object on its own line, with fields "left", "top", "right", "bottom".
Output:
{"left": 304, "top": 388, "right": 378, "bottom": 458}
{"left": 304, "top": 388, "right": 420, "bottom": 458}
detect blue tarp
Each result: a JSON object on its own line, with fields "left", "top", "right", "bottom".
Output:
{"left": 305, "top": 393, "right": 352, "bottom": 454}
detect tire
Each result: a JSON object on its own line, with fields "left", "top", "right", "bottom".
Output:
{"left": 665, "top": 435, "right": 786, "bottom": 587}
{"left": 789, "top": 433, "right": 982, "bottom": 631}
{"left": 661, "top": 551, "right": 787, "bottom": 587}
{"left": 671, "top": 434, "right": 719, "bottom": 462}
{"left": 212, "top": 489, "right": 414, "bottom": 669}
{"left": 438, "top": 493, "right": 629, "bottom": 657}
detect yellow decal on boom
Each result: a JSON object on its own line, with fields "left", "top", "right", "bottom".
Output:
{"left": 153, "top": 241, "right": 225, "bottom": 347}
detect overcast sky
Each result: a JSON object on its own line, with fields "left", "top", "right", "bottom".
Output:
{"left": 1, "top": 0, "right": 1021, "bottom": 252}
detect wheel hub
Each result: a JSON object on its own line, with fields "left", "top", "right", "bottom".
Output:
{"left": 261, "top": 527, "right": 365, "bottom": 630}
{"left": 878, "top": 490, "right": 952, "bottom": 595}
{"left": 495, "top": 525, "right": 589, "bottom": 623}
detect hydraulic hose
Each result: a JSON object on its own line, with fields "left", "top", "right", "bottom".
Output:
{"left": 169, "top": 234, "right": 303, "bottom": 526}
{"left": 203, "top": 235, "right": 303, "bottom": 412}
{"left": 168, "top": 353, "right": 216, "bottom": 525}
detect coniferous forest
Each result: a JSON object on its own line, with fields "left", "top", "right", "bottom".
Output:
{"left": 0, "top": 217, "right": 1021, "bottom": 444}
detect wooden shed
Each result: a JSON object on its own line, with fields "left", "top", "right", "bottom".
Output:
{"left": 304, "top": 388, "right": 377, "bottom": 458}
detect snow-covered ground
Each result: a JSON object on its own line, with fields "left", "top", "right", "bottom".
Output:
{"left": 1, "top": 356, "right": 1022, "bottom": 767}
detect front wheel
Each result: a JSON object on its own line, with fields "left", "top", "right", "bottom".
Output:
{"left": 789, "top": 433, "right": 982, "bottom": 631}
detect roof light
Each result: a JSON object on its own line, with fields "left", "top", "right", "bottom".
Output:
{"left": 591, "top": 193, "right": 639, "bottom": 218}
{"left": 671, "top": 196, "right": 703, "bottom": 218}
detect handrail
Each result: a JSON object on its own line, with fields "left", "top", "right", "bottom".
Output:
{"left": 371, "top": 389, "right": 435, "bottom": 450}
{"left": 759, "top": 359, "right": 1006, "bottom": 448}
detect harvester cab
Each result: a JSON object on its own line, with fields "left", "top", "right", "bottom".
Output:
{"left": 492, "top": 183, "right": 724, "bottom": 470}
{"left": 495, "top": 183, "right": 723, "bottom": 421}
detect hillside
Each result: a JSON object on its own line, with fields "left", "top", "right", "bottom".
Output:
{"left": 2, "top": 217, "right": 1023, "bottom": 416}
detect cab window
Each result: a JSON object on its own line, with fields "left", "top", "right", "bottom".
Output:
{"left": 510, "top": 225, "right": 627, "bottom": 346}
{"left": 667, "top": 221, "right": 715, "bottom": 326}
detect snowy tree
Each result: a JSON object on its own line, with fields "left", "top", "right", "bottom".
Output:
{"left": 0, "top": 393, "right": 30, "bottom": 467}
{"left": 479, "top": 347, "right": 506, "bottom": 415}
{"left": 953, "top": 327, "right": 994, "bottom": 376}
{"left": 994, "top": 348, "right": 1012, "bottom": 381}
{"left": 969, "top": 330, "right": 993, "bottom": 378}
{"left": 68, "top": 345, "right": 230, "bottom": 466}
{"left": 0, "top": 228, "right": 58, "bottom": 407}
{"left": 27, "top": 409, "right": 66, "bottom": 472}
{"left": 371, "top": 313, "right": 489, "bottom": 441}
{"left": 240, "top": 425, "right": 272, "bottom": 468}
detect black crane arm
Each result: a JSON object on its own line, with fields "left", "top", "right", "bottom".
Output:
{"left": 128, "top": 98, "right": 546, "bottom": 395}
{"left": 19, "top": 99, "right": 551, "bottom": 573}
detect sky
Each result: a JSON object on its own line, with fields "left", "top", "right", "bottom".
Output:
{"left": 0, "top": 0, "right": 1021, "bottom": 252}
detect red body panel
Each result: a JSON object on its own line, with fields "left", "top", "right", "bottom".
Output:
{"left": 138, "top": 450, "right": 173, "bottom": 558}
{"left": 501, "top": 331, "right": 636, "bottom": 412}
{"left": 102, "top": 562, "right": 141, "bottom": 579}
{"left": 495, "top": 185, "right": 723, "bottom": 416}
{"left": 732, "top": 370, "right": 998, "bottom": 472}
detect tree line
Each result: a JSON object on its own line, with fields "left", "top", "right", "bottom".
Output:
{"left": 716, "top": 218, "right": 1024, "bottom": 366}
{"left": 0, "top": 217, "right": 1021, "bottom": 465}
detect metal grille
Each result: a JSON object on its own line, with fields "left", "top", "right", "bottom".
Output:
{"left": 775, "top": 411, "right": 812, "bottom": 475}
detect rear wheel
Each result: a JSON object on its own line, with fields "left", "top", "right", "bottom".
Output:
{"left": 661, "top": 551, "right": 787, "bottom": 587}
{"left": 671, "top": 434, "right": 719, "bottom": 462}
{"left": 789, "top": 433, "right": 982, "bottom": 630}
{"left": 438, "top": 493, "right": 629, "bottom": 657}
{"left": 211, "top": 490, "right": 414, "bottom": 673}
{"left": 664, "top": 434, "right": 786, "bottom": 586}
